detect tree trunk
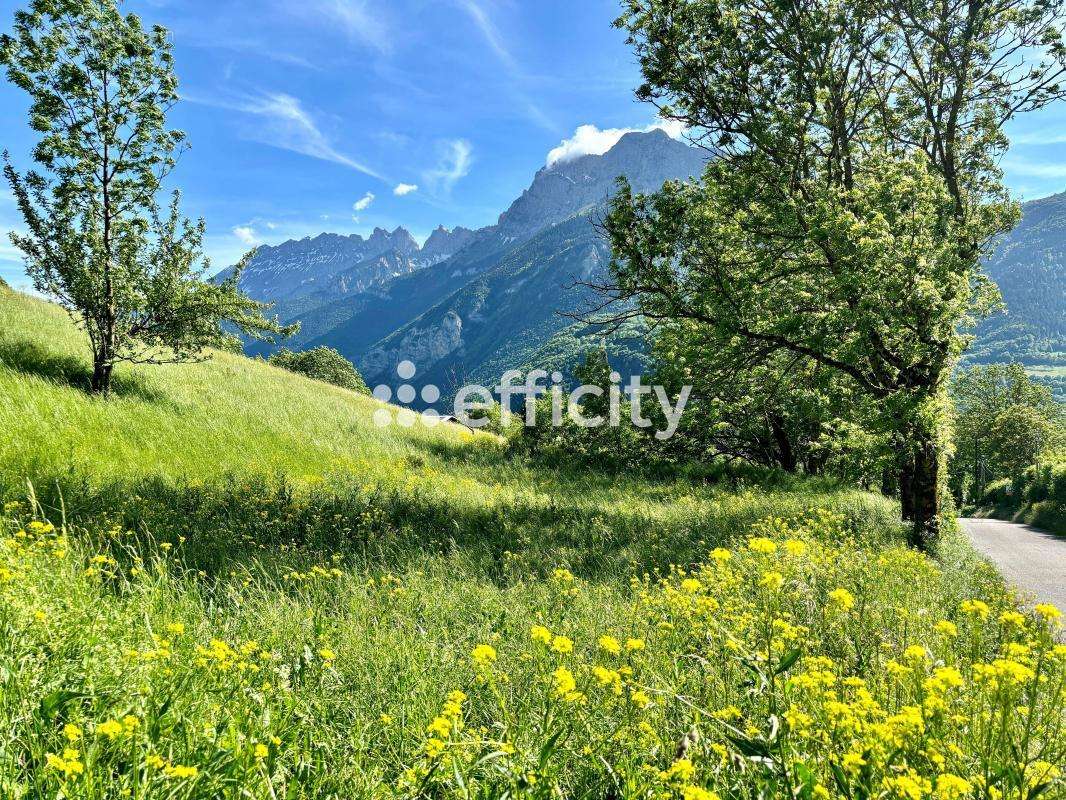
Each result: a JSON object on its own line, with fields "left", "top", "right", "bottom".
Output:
{"left": 90, "top": 352, "right": 113, "bottom": 396}
{"left": 769, "top": 415, "right": 798, "bottom": 473}
{"left": 897, "top": 454, "right": 915, "bottom": 522}
{"left": 881, "top": 464, "right": 897, "bottom": 498}
{"left": 908, "top": 437, "right": 941, "bottom": 551}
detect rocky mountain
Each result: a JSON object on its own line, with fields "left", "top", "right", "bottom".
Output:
{"left": 492, "top": 128, "right": 705, "bottom": 240}
{"left": 420, "top": 225, "right": 476, "bottom": 265}
{"left": 247, "top": 130, "right": 709, "bottom": 380}
{"left": 221, "top": 222, "right": 486, "bottom": 308}
{"left": 352, "top": 212, "right": 612, "bottom": 389}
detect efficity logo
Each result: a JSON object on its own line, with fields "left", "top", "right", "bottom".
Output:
{"left": 372, "top": 361, "right": 692, "bottom": 440}
{"left": 371, "top": 360, "right": 444, "bottom": 428}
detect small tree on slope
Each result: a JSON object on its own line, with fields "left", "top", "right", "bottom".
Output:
{"left": 1, "top": 0, "right": 293, "bottom": 396}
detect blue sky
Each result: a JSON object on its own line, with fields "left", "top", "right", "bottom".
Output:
{"left": 1, "top": 0, "right": 1065, "bottom": 291}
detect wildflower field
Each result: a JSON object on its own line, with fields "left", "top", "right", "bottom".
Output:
{"left": 1, "top": 288, "right": 1064, "bottom": 798}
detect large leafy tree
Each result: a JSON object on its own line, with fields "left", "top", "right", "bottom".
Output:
{"left": 1, "top": 0, "right": 292, "bottom": 396}
{"left": 600, "top": 0, "right": 1066, "bottom": 548}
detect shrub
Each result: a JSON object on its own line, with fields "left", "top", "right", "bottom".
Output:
{"left": 267, "top": 347, "right": 369, "bottom": 394}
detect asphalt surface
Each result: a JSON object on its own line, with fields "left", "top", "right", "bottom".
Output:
{"left": 959, "top": 517, "right": 1066, "bottom": 612}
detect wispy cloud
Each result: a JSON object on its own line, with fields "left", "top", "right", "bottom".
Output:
{"left": 1009, "top": 130, "right": 1066, "bottom": 146}
{"left": 186, "top": 91, "right": 385, "bottom": 180}
{"left": 393, "top": 183, "right": 419, "bottom": 196}
{"left": 546, "top": 120, "right": 688, "bottom": 167}
{"left": 454, "top": 0, "right": 556, "bottom": 133}
{"left": 457, "top": 0, "right": 516, "bottom": 71}
{"left": 300, "top": 0, "right": 391, "bottom": 54}
{"left": 183, "top": 34, "right": 322, "bottom": 71}
{"left": 1001, "top": 157, "right": 1066, "bottom": 179}
{"left": 423, "top": 140, "right": 473, "bottom": 194}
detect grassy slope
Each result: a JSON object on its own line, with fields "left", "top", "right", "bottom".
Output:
{"left": 0, "top": 287, "right": 898, "bottom": 579}
{"left": 3, "top": 288, "right": 1062, "bottom": 798}
{"left": 0, "top": 288, "right": 456, "bottom": 485}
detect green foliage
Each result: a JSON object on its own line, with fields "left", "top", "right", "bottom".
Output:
{"left": 603, "top": 0, "right": 1066, "bottom": 547}
{"left": 650, "top": 324, "right": 892, "bottom": 481}
{"left": 950, "top": 364, "right": 1065, "bottom": 502}
{"left": 972, "top": 460, "right": 1066, "bottom": 535}
{"left": 268, "top": 346, "right": 369, "bottom": 394}
{"left": 0, "top": 0, "right": 293, "bottom": 395}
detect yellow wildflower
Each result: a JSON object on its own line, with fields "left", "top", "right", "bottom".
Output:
{"left": 551, "top": 635, "right": 573, "bottom": 654}
{"left": 960, "top": 599, "right": 990, "bottom": 620}
{"left": 747, "top": 537, "right": 777, "bottom": 554}
{"left": 598, "top": 635, "right": 621, "bottom": 655}
{"left": 1034, "top": 603, "right": 1061, "bottom": 622}
{"left": 96, "top": 719, "right": 124, "bottom": 739}
{"left": 828, "top": 587, "right": 855, "bottom": 611}
{"left": 933, "top": 620, "right": 958, "bottom": 637}
{"left": 934, "top": 774, "right": 972, "bottom": 800}
{"left": 471, "top": 643, "right": 497, "bottom": 667}
{"left": 163, "top": 764, "right": 198, "bottom": 779}
{"left": 759, "top": 570, "right": 785, "bottom": 590}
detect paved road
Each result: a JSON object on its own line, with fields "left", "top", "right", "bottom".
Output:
{"left": 959, "top": 517, "right": 1066, "bottom": 611}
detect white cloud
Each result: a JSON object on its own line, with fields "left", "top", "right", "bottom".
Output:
{"left": 393, "top": 182, "right": 419, "bottom": 196}
{"left": 353, "top": 191, "right": 376, "bottom": 212}
{"left": 233, "top": 226, "right": 259, "bottom": 245}
{"left": 456, "top": 0, "right": 516, "bottom": 71}
{"left": 546, "top": 120, "right": 688, "bottom": 168}
{"left": 423, "top": 140, "right": 473, "bottom": 193}
{"left": 187, "top": 91, "right": 384, "bottom": 180}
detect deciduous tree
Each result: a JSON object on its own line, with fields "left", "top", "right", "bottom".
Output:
{"left": 1, "top": 0, "right": 292, "bottom": 396}
{"left": 599, "top": 0, "right": 1066, "bottom": 547}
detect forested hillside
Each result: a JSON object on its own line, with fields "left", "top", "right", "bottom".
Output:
{"left": 967, "top": 191, "right": 1066, "bottom": 397}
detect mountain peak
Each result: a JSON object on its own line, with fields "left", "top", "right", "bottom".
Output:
{"left": 421, "top": 224, "right": 477, "bottom": 264}
{"left": 495, "top": 128, "right": 706, "bottom": 236}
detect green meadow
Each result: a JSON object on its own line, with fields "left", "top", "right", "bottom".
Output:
{"left": 0, "top": 286, "right": 1062, "bottom": 799}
